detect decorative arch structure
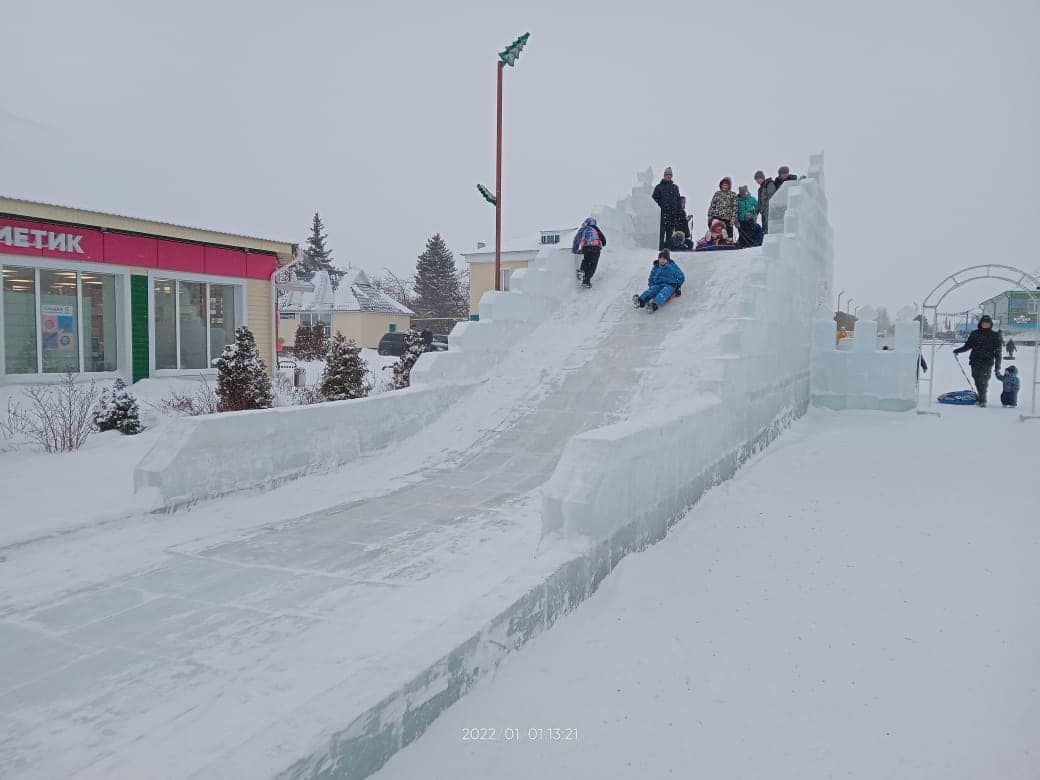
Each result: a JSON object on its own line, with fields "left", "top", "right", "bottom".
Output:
{"left": 919, "top": 264, "right": 1040, "bottom": 418}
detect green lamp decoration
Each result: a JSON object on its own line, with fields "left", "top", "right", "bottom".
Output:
{"left": 476, "top": 184, "right": 497, "bottom": 206}
{"left": 498, "top": 33, "right": 530, "bottom": 67}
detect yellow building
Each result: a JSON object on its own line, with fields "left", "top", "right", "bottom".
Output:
{"left": 278, "top": 268, "right": 413, "bottom": 350}
{"left": 462, "top": 227, "right": 577, "bottom": 316}
{"left": 0, "top": 196, "right": 294, "bottom": 383}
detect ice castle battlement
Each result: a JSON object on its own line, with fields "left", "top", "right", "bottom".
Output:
{"left": 811, "top": 309, "right": 921, "bottom": 412}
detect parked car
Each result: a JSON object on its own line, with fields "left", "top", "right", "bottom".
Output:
{"left": 376, "top": 332, "right": 448, "bottom": 356}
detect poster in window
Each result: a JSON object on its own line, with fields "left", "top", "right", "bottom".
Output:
{"left": 41, "top": 304, "right": 76, "bottom": 351}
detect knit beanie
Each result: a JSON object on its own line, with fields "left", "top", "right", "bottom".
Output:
{"left": 663, "top": 167, "right": 673, "bottom": 177}
{"left": 754, "top": 170, "right": 765, "bottom": 179}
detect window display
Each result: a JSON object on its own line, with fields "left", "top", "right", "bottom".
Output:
{"left": 40, "top": 270, "right": 80, "bottom": 374}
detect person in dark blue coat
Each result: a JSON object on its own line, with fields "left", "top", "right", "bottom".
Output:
{"left": 994, "top": 365, "right": 1020, "bottom": 407}
{"left": 632, "top": 249, "right": 685, "bottom": 312}
{"left": 651, "top": 167, "right": 682, "bottom": 251}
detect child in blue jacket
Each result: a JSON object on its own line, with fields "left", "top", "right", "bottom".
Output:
{"left": 632, "top": 250, "right": 685, "bottom": 312}
{"left": 994, "top": 365, "right": 1020, "bottom": 407}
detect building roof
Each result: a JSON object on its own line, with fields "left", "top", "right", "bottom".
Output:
{"left": 280, "top": 268, "right": 414, "bottom": 316}
{"left": 0, "top": 195, "right": 296, "bottom": 263}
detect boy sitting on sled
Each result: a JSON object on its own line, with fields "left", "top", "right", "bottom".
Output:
{"left": 632, "top": 249, "right": 685, "bottom": 313}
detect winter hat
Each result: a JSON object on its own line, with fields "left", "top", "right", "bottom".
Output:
{"left": 738, "top": 185, "right": 749, "bottom": 196}
{"left": 778, "top": 165, "right": 790, "bottom": 176}
{"left": 979, "top": 314, "right": 993, "bottom": 326}
{"left": 754, "top": 170, "right": 765, "bottom": 180}
{"left": 1007, "top": 365, "right": 1018, "bottom": 374}
{"left": 663, "top": 167, "right": 673, "bottom": 177}
{"left": 720, "top": 177, "right": 732, "bottom": 188}
{"left": 657, "top": 249, "right": 671, "bottom": 260}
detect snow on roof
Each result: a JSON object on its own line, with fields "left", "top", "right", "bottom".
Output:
{"left": 280, "top": 268, "right": 414, "bottom": 315}
{"left": 0, "top": 194, "right": 295, "bottom": 248}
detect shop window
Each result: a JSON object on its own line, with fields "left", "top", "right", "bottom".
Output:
{"left": 209, "top": 284, "right": 237, "bottom": 358}
{"left": 2, "top": 266, "right": 120, "bottom": 375}
{"left": 178, "top": 281, "right": 208, "bottom": 369}
{"left": 80, "top": 273, "right": 118, "bottom": 372}
{"left": 154, "top": 278, "right": 242, "bottom": 371}
{"left": 40, "top": 270, "right": 80, "bottom": 374}
{"left": 154, "top": 279, "right": 178, "bottom": 369}
{"left": 3, "top": 266, "right": 38, "bottom": 374}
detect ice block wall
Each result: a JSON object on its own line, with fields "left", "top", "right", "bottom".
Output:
{"left": 810, "top": 314, "right": 921, "bottom": 411}
{"left": 544, "top": 154, "right": 834, "bottom": 540}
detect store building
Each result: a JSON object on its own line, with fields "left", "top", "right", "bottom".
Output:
{"left": 278, "top": 268, "right": 413, "bottom": 349}
{"left": 979, "top": 289, "right": 1040, "bottom": 339}
{"left": 0, "top": 197, "right": 294, "bottom": 384}
{"left": 461, "top": 226, "right": 577, "bottom": 316}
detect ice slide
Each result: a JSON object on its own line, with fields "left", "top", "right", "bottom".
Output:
{"left": 0, "top": 159, "right": 832, "bottom": 779}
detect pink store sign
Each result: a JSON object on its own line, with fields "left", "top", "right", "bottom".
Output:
{"left": 0, "top": 215, "right": 277, "bottom": 278}
{"left": 0, "top": 217, "right": 104, "bottom": 261}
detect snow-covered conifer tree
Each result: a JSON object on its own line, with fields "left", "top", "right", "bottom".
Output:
{"left": 321, "top": 333, "right": 370, "bottom": 400}
{"left": 215, "top": 326, "right": 273, "bottom": 412}
{"left": 94, "top": 378, "right": 142, "bottom": 435}
{"left": 391, "top": 330, "right": 426, "bottom": 390}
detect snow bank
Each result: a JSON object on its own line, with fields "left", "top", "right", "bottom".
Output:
{"left": 133, "top": 383, "right": 466, "bottom": 509}
{"left": 811, "top": 314, "right": 921, "bottom": 411}
{"left": 544, "top": 154, "right": 833, "bottom": 540}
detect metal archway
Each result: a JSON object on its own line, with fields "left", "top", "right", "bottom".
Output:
{"left": 918, "top": 264, "right": 1040, "bottom": 418}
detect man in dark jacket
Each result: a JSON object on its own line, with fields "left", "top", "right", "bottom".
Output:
{"left": 1006, "top": 337, "right": 1017, "bottom": 359}
{"left": 754, "top": 171, "right": 776, "bottom": 233}
{"left": 774, "top": 165, "right": 799, "bottom": 191}
{"left": 651, "top": 167, "right": 682, "bottom": 250}
{"left": 953, "top": 315, "right": 1003, "bottom": 406}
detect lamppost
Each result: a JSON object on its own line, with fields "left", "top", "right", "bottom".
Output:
{"left": 493, "top": 32, "right": 529, "bottom": 292}
{"left": 847, "top": 297, "right": 854, "bottom": 314}
{"left": 837, "top": 290, "right": 845, "bottom": 314}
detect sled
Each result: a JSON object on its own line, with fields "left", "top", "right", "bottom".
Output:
{"left": 937, "top": 389, "right": 978, "bottom": 405}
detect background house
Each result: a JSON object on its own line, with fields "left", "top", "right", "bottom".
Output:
{"left": 279, "top": 268, "right": 413, "bottom": 349}
{"left": 461, "top": 225, "right": 577, "bottom": 316}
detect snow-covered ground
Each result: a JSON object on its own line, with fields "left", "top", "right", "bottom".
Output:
{"left": 375, "top": 349, "right": 1040, "bottom": 780}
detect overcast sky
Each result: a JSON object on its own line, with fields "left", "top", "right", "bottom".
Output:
{"left": 2, "top": 0, "right": 1037, "bottom": 314}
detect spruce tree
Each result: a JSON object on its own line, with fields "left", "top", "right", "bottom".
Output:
{"left": 391, "top": 330, "right": 426, "bottom": 390}
{"left": 299, "top": 212, "right": 344, "bottom": 287}
{"left": 321, "top": 333, "right": 371, "bottom": 400}
{"left": 94, "top": 378, "right": 142, "bottom": 435}
{"left": 293, "top": 323, "right": 313, "bottom": 360}
{"left": 413, "top": 234, "right": 467, "bottom": 319}
{"left": 215, "top": 326, "right": 273, "bottom": 412}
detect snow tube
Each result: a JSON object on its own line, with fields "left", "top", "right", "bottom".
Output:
{"left": 937, "top": 389, "right": 978, "bottom": 405}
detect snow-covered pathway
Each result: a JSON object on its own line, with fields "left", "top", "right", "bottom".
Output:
{"left": 375, "top": 350, "right": 1040, "bottom": 780}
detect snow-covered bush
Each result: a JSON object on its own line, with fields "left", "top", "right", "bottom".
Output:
{"left": 6, "top": 373, "right": 100, "bottom": 453}
{"left": 391, "top": 330, "right": 426, "bottom": 390}
{"left": 321, "top": 333, "right": 371, "bottom": 400}
{"left": 272, "top": 373, "right": 324, "bottom": 407}
{"left": 152, "top": 377, "right": 219, "bottom": 417}
{"left": 94, "top": 378, "right": 142, "bottom": 435}
{"left": 214, "top": 326, "right": 273, "bottom": 412}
